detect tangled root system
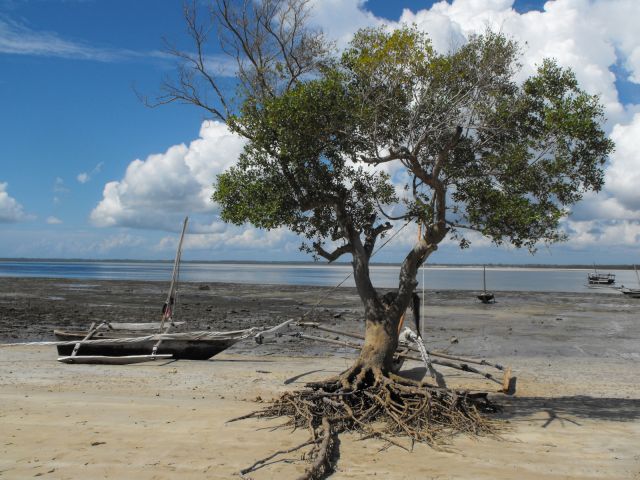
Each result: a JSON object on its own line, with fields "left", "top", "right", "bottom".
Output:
{"left": 233, "top": 364, "right": 498, "bottom": 479}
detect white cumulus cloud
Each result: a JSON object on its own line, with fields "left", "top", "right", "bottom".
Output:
{"left": 0, "top": 182, "right": 28, "bottom": 223}
{"left": 605, "top": 112, "right": 640, "bottom": 212}
{"left": 391, "top": 0, "right": 635, "bottom": 124}
{"left": 91, "top": 121, "right": 247, "bottom": 231}
{"left": 155, "top": 226, "right": 290, "bottom": 252}
{"left": 564, "top": 219, "right": 640, "bottom": 248}
{"left": 46, "top": 216, "right": 62, "bottom": 225}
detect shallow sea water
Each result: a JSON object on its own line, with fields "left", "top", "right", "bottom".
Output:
{"left": 1, "top": 260, "right": 637, "bottom": 293}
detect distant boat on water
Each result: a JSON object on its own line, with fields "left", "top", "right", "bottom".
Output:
{"left": 620, "top": 288, "right": 640, "bottom": 298}
{"left": 587, "top": 264, "right": 616, "bottom": 286}
{"left": 620, "top": 265, "right": 640, "bottom": 298}
{"left": 477, "top": 265, "right": 495, "bottom": 304}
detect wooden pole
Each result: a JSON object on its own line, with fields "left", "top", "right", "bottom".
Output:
{"left": 161, "top": 216, "right": 189, "bottom": 329}
{"left": 71, "top": 322, "right": 97, "bottom": 357}
{"left": 297, "top": 322, "right": 365, "bottom": 340}
{"left": 418, "top": 221, "right": 425, "bottom": 339}
{"left": 395, "top": 351, "right": 504, "bottom": 386}
{"left": 295, "top": 332, "right": 506, "bottom": 387}
{"left": 296, "top": 321, "right": 505, "bottom": 370}
{"left": 483, "top": 265, "right": 487, "bottom": 294}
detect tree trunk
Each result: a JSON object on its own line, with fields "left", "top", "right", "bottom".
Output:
{"left": 348, "top": 240, "right": 437, "bottom": 380}
{"left": 358, "top": 305, "right": 401, "bottom": 373}
{"left": 341, "top": 205, "right": 438, "bottom": 381}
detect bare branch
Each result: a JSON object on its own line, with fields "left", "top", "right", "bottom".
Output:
{"left": 147, "top": 0, "right": 328, "bottom": 133}
{"left": 313, "top": 242, "right": 352, "bottom": 263}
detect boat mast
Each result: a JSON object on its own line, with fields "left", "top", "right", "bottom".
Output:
{"left": 483, "top": 265, "right": 487, "bottom": 294}
{"left": 635, "top": 264, "right": 640, "bottom": 286}
{"left": 161, "top": 216, "right": 189, "bottom": 329}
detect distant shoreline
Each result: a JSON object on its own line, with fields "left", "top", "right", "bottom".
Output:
{"left": 0, "top": 257, "right": 636, "bottom": 270}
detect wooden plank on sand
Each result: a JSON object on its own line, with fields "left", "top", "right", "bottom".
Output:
{"left": 57, "top": 354, "right": 173, "bottom": 365}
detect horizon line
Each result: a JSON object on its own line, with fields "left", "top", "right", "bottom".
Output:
{"left": 0, "top": 257, "right": 636, "bottom": 269}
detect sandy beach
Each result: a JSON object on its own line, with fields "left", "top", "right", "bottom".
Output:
{"left": 1, "top": 278, "right": 639, "bottom": 479}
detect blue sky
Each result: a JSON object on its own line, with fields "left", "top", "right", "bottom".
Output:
{"left": 1, "top": 0, "right": 639, "bottom": 264}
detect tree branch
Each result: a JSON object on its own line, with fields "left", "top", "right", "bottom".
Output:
{"left": 364, "top": 221, "right": 393, "bottom": 257}
{"left": 313, "top": 242, "right": 353, "bottom": 263}
{"left": 359, "top": 146, "right": 413, "bottom": 165}
{"left": 334, "top": 201, "right": 377, "bottom": 304}
{"left": 446, "top": 220, "right": 479, "bottom": 231}
{"left": 432, "top": 125, "right": 463, "bottom": 180}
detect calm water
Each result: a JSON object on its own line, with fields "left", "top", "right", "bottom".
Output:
{"left": 0, "top": 260, "right": 637, "bottom": 293}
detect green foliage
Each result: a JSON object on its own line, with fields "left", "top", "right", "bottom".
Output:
{"left": 213, "top": 72, "right": 397, "bottom": 246}
{"left": 447, "top": 56, "right": 613, "bottom": 249}
{"left": 213, "top": 26, "right": 613, "bottom": 256}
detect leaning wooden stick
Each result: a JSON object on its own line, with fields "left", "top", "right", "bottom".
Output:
{"left": 395, "top": 352, "right": 505, "bottom": 386}
{"left": 297, "top": 322, "right": 365, "bottom": 340}
{"left": 294, "top": 332, "right": 511, "bottom": 390}
{"left": 298, "top": 321, "right": 504, "bottom": 370}
{"left": 296, "top": 332, "right": 361, "bottom": 350}
{"left": 71, "top": 321, "right": 97, "bottom": 357}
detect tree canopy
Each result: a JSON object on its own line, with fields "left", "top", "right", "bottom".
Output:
{"left": 213, "top": 26, "right": 613, "bottom": 263}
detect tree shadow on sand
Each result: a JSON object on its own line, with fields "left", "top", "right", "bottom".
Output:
{"left": 498, "top": 395, "right": 640, "bottom": 425}
{"left": 400, "top": 366, "right": 640, "bottom": 425}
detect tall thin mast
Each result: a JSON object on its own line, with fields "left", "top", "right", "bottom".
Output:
{"left": 483, "top": 265, "right": 487, "bottom": 294}
{"left": 634, "top": 264, "right": 640, "bottom": 286}
{"left": 161, "top": 216, "right": 189, "bottom": 329}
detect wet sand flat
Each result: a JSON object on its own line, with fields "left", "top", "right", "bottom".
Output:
{"left": 0, "top": 278, "right": 639, "bottom": 479}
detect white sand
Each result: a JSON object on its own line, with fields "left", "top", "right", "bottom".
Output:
{"left": 1, "top": 346, "right": 638, "bottom": 479}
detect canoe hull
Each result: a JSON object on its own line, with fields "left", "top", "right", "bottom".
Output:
{"left": 477, "top": 293, "right": 495, "bottom": 304}
{"left": 54, "top": 330, "right": 238, "bottom": 360}
{"left": 621, "top": 288, "right": 640, "bottom": 299}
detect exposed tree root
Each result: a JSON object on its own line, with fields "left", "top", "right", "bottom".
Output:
{"left": 232, "top": 364, "right": 499, "bottom": 479}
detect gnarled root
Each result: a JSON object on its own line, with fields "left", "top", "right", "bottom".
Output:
{"left": 235, "top": 364, "right": 498, "bottom": 479}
